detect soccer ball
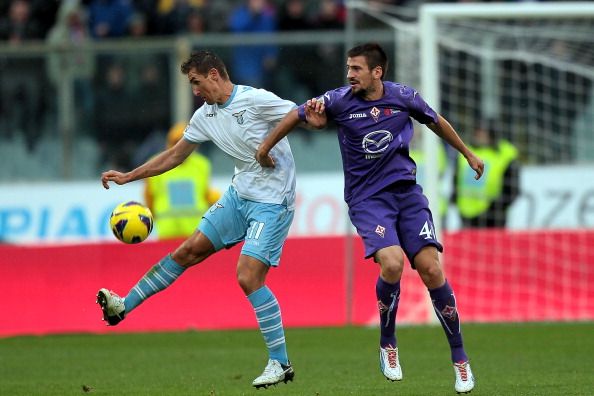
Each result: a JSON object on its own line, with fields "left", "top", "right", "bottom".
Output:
{"left": 109, "top": 201, "right": 153, "bottom": 244}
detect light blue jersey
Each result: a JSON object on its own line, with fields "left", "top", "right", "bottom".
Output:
{"left": 185, "top": 85, "right": 297, "bottom": 209}
{"left": 184, "top": 84, "right": 297, "bottom": 266}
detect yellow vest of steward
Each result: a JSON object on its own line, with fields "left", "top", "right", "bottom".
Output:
{"left": 410, "top": 144, "right": 448, "bottom": 216}
{"left": 456, "top": 140, "right": 518, "bottom": 219}
{"left": 147, "top": 152, "right": 211, "bottom": 239}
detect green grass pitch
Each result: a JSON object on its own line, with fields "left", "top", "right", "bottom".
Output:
{"left": 1, "top": 322, "right": 592, "bottom": 395}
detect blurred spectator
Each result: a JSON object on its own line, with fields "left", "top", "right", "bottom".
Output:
{"left": 0, "top": 0, "right": 42, "bottom": 43}
{"left": 94, "top": 61, "right": 137, "bottom": 169}
{"left": 155, "top": 0, "right": 203, "bottom": 35}
{"left": 453, "top": 119, "right": 520, "bottom": 228}
{"left": 135, "top": 61, "right": 170, "bottom": 140}
{"left": 87, "top": 0, "right": 134, "bottom": 39}
{"left": 144, "top": 121, "right": 220, "bottom": 239}
{"left": 276, "top": 0, "right": 318, "bottom": 104}
{"left": 310, "top": 0, "right": 345, "bottom": 91}
{"left": 278, "top": 0, "right": 312, "bottom": 31}
{"left": 130, "top": 0, "right": 159, "bottom": 35}
{"left": 312, "top": 0, "right": 344, "bottom": 30}
{"left": 29, "top": 0, "right": 60, "bottom": 38}
{"left": 0, "top": 0, "right": 47, "bottom": 150}
{"left": 46, "top": 0, "right": 95, "bottom": 133}
{"left": 228, "top": 0, "right": 278, "bottom": 89}
{"left": 185, "top": 7, "right": 205, "bottom": 34}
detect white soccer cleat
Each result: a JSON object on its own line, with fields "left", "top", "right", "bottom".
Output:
{"left": 454, "top": 361, "right": 475, "bottom": 394}
{"left": 252, "top": 359, "right": 294, "bottom": 389}
{"left": 379, "top": 345, "right": 402, "bottom": 381}
{"left": 96, "top": 288, "right": 126, "bottom": 326}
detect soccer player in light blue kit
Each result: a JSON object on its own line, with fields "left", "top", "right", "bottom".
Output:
{"left": 98, "top": 50, "right": 302, "bottom": 389}
{"left": 256, "top": 43, "right": 484, "bottom": 393}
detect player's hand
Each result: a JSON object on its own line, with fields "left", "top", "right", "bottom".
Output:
{"left": 304, "top": 97, "right": 327, "bottom": 129}
{"left": 101, "top": 170, "right": 128, "bottom": 189}
{"left": 466, "top": 153, "right": 484, "bottom": 180}
{"left": 255, "top": 146, "right": 275, "bottom": 168}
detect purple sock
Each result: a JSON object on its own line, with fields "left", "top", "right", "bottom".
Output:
{"left": 429, "top": 280, "right": 468, "bottom": 363}
{"left": 376, "top": 277, "right": 400, "bottom": 348}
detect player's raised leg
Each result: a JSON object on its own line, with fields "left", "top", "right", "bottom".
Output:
{"left": 96, "top": 232, "right": 215, "bottom": 326}
{"left": 96, "top": 254, "right": 186, "bottom": 325}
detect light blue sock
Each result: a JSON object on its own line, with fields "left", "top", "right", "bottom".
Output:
{"left": 124, "top": 254, "right": 186, "bottom": 313}
{"left": 248, "top": 286, "right": 288, "bottom": 365}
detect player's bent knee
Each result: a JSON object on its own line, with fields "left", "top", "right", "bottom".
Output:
{"left": 173, "top": 232, "right": 215, "bottom": 267}
{"left": 236, "top": 272, "right": 263, "bottom": 295}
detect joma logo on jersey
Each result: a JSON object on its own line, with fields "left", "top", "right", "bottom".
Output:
{"left": 349, "top": 113, "right": 367, "bottom": 119}
{"left": 233, "top": 110, "right": 246, "bottom": 125}
{"left": 205, "top": 113, "right": 215, "bottom": 117}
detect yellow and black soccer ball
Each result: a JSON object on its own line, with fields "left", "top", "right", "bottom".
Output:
{"left": 109, "top": 201, "right": 153, "bottom": 244}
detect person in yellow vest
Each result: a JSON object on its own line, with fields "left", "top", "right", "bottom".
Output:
{"left": 454, "top": 120, "right": 520, "bottom": 228}
{"left": 144, "top": 122, "right": 220, "bottom": 239}
{"left": 409, "top": 139, "right": 449, "bottom": 223}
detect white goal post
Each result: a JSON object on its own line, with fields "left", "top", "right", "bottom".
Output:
{"left": 419, "top": 2, "right": 594, "bottom": 232}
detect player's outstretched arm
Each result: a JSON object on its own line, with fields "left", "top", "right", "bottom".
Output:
{"left": 427, "top": 114, "right": 484, "bottom": 180}
{"left": 256, "top": 109, "right": 301, "bottom": 168}
{"left": 101, "top": 139, "right": 198, "bottom": 189}
{"left": 256, "top": 99, "right": 328, "bottom": 168}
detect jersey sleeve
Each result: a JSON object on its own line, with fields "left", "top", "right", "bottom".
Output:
{"left": 397, "top": 85, "right": 438, "bottom": 125}
{"left": 184, "top": 108, "right": 210, "bottom": 143}
{"left": 253, "top": 89, "right": 297, "bottom": 123}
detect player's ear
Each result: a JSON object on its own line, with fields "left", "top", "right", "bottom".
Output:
{"left": 209, "top": 68, "right": 218, "bottom": 80}
{"left": 373, "top": 65, "right": 383, "bottom": 80}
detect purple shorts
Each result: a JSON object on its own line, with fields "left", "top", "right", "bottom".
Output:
{"left": 348, "top": 182, "right": 443, "bottom": 266}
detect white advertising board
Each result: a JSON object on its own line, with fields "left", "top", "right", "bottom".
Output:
{"left": 1, "top": 166, "right": 593, "bottom": 244}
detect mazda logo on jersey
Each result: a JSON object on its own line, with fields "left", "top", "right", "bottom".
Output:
{"left": 362, "top": 130, "right": 393, "bottom": 156}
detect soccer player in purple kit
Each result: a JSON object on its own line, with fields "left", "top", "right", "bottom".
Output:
{"left": 256, "top": 43, "right": 484, "bottom": 393}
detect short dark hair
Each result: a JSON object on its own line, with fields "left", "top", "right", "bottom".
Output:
{"left": 347, "top": 43, "right": 388, "bottom": 79}
{"left": 180, "top": 50, "right": 229, "bottom": 80}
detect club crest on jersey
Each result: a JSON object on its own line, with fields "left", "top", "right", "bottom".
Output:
{"left": 232, "top": 110, "right": 246, "bottom": 125}
{"left": 370, "top": 106, "right": 381, "bottom": 122}
{"left": 375, "top": 225, "right": 385, "bottom": 238}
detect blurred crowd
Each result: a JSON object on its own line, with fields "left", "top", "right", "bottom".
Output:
{"left": 0, "top": 0, "right": 586, "bottom": 177}
{"left": 0, "top": 0, "right": 352, "bottom": 172}
{"left": 0, "top": 0, "right": 349, "bottom": 42}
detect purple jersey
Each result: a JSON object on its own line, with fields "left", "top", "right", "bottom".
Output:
{"left": 297, "top": 82, "right": 438, "bottom": 206}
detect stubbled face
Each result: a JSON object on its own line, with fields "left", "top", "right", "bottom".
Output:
{"left": 347, "top": 55, "right": 384, "bottom": 99}
{"left": 187, "top": 68, "right": 219, "bottom": 105}
{"left": 347, "top": 55, "right": 374, "bottom": 96}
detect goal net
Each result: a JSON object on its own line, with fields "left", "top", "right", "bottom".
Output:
{"left": 347, "top": 2, "right": 594, "bottom": 323}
